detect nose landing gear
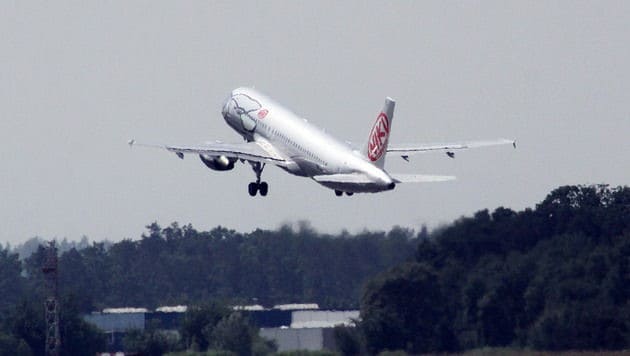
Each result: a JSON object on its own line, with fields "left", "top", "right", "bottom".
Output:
{"left": 248, "top": 162, "right": 269, "bottom": 197}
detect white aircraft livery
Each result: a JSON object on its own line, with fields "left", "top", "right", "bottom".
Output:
{"left": 129, "top": 87, "right": 515, "bottom": 197}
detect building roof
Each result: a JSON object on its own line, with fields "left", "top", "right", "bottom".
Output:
{"left": 273, "top": 303, "right": 319, "bottom": 311}
{"left": 102, "top": 307, "right": 148, "bottom": 314}
{"left": 155, "top": 305, "right": 187, "bottom": 313}
{"left": 232, "top": 304, "right": 265, "bottom": 311}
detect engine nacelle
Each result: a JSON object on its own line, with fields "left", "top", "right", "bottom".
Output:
{"left": 199, "top": 154, "right": 236, "bottom": 171}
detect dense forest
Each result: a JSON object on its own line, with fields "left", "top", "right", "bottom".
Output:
{"left": 0, "top": 184, "right": 628, "bottom": 355}
{"left": 359, "top": 185, "right": 630, "bottom": 354}
{"left": 11, "top": 222, "right": 419, "bottom": 313}
{"left": 0, "top": 220, "right": 420, "bottom": 354}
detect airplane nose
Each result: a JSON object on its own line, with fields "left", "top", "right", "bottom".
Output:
{"left": 221, "top": 95, "right": 232, "bottom": 116}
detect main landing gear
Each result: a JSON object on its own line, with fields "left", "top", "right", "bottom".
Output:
{"left": 248, "top": 162, "right": 269, "bottom": 197}
{"left": 248, "top": 181, "right": 268, "bottom": 196}
{"left": 334, "top": 190, "right": 353, "bottom": 197}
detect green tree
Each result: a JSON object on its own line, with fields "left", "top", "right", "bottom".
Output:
{"left": 210, "top": 313, "right": 254, "bottom": 356}
{"left": 123, "top": 323, "right": 180, "bottom": 356}
{"left": 59, "top": 295, "right": 107, "bottom": 356}
{"left": 333, "top": 325, "right": 362, "bottom": 356}
{"left": 6, "top": 299, "right": 44, "bottom": 356}
{"left": 361, "top": 185, "right": 630, "bottom": 352}
{"left": 180, "top": 302, "right": 229, "bottom": 351}
{"left": 360, "top": 262, "right": 449, "bottom": 354}
{"left": 0, "top": 332, "right": 31, "bottom": 356}
{"left": 58, "top": 248, "right": 94, "bottom": 312}
{"left": 0, "top": 247, "right": 24, "bottom": 317}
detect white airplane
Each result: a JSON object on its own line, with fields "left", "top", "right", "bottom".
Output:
{"left": 129, "top": 87, "right": 515, "bottom": 197}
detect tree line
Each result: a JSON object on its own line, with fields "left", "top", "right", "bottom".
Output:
{"left": 0, "top": 220, "right": 420, "bottom": 354}
{"left": 0, "top": 184, "right": 627, "bottom": 354}
{"left": 358, "top": 185, "right": 630, "bottom": 354}
{"left": 23, "top": 222, "right": 418, "bottom": 312}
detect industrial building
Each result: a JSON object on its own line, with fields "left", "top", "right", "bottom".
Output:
{"left": 84, "top": 304, "right": 358, "bottom": 353}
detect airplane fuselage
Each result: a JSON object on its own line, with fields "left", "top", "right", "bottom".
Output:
{"left": 221, "top": 88, "right": 395, "bottom": 193}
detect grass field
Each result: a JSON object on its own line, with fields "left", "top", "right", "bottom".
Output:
{"left": 455, "top": 348, "right": 630, "bottom": 356}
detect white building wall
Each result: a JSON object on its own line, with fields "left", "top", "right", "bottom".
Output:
{"left": 83, "top": 313, "right": 145, "bottom": 332}
{"left": 291, "top": 310, "right": 359, "bottom": 328}
{"left": 259, "top": 328, "right": 324, "bottom": 352}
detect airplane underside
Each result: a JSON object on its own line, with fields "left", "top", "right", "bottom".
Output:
{"left": 314, "top": 179, "right": 396, "bottom": 195}
{"left": 246, "top": 160, "right": 394, "bottom": 197}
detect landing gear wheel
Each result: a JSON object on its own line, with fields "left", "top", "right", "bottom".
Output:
{"left": 335, "top": 190, "right": 343, "bottom": 197}
{"left": 248, "top": 161, "right": 269, "bottom": 197}
{"left": 259, "top": 182, "right": 268, "bottom": 196}
{"left": 346, "top": 192, "right": 354, "bottom": 196}
{"left": 248, "top": 182, "right": 258, "bottom": 196}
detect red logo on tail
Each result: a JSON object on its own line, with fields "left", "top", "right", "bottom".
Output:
{"left": 367, "top": 113, "right": 390, "bottom": 161}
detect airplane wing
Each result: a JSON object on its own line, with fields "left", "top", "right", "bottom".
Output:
{"left": 128, "top": 139, "right": 286, "bottom": 164}
{"left": 387, "top": 138, "right": 516, "bottom": 157}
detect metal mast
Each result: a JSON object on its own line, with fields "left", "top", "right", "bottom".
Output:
{"left": 42, "top": 241, "right": 60, "bottom": 356}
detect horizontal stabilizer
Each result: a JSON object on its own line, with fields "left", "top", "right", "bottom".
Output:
{"left": 312, "top": 173, "right": 374, "bottom": 184}
{"left": 388, "top": 138, "right": 516, "bottom": 156}
{"left": 390, "top": 174, "right": 456, "bottom": 183}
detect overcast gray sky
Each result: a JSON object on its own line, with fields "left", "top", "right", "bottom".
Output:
{"left": 1, "top": 1, "right": 629, "bottom": 244}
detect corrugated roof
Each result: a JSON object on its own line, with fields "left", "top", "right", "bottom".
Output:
{"left": 102, "top": 307, "right": 148, "bottom": 314}
{"left": 156, "top": 305, "right": 187, "bottom": 313}
{"left": 273, "top": 303, "right": 319, "bottom": 311}
{"left": 233, "top": 304, "right": 265, "bottom": 311}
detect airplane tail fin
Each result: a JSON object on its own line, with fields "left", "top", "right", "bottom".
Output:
{"left": 362, "top": 97, "right": 395, "bottom": 168}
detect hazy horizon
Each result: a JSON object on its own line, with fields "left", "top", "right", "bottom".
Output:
{"left": 2, "top": 2, "right": 628, "bottom": 244}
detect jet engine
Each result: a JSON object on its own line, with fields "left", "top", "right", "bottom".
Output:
{"left": 199, "top": 154, "right": 236, "bottom": 171}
